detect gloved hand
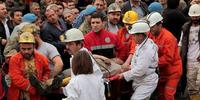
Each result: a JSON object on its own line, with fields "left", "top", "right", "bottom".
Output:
{"left": 47, "top": 73, "right": 65, "bottom": 90}
{"left": 29, "top": 74, "right": 47, "bottom": 95}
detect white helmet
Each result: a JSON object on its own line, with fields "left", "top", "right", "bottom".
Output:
{"left": 128, "top": 20, "right": 150, "bottom": 34}
{"left": 62, "top": 28, "right": 84, "bottom": 42}
{"left": 147, "top": 12, "right": 163, "bottom": 27}
{"left": 188, "top": 4, "right": 200, "bottom": 17}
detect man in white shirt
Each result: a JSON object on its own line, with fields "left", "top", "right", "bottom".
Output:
{"left": 118, "top": 20, "right": 158, "bottom": 100}
{"left": 179, "top": 4, "right": 200, "bottom": 99}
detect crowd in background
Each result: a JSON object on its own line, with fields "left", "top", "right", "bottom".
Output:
{"left": 0, "top": 0, "right": 200, "bottom": 100}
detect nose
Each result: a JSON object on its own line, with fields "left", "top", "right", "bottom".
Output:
{"left": 114, "top": 15, "right": 119, "bottom": 19}
{"left": 24, "top": 49, "right": 29, "bottom": 53}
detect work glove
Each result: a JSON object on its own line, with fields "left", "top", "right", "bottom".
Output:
{"left": 29, "top": 74, "right": 47, "bottom": 95}
{"left": 47, "top": 73, "right": 65, "bottom": 90}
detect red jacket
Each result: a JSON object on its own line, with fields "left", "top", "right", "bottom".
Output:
{"left": 117, "top": 27, "right": 136, "bottom": 61}
{"left": 148, "top": 28, "right": 182, "bottom": 78}
{"left": 8, "top": 51, "right": 50, "bottom": 100}
{"left": 84, "top": 29, "right": 125, "bottom": 60}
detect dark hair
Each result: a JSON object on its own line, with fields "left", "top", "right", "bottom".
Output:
{"left": 91, "top": 11, "right": 107, "bottom": 21}
{"left": 67, "top": 0, "right": 75, "bottom": 3}
{"left": 10, "top": 9, "right": 22, "bottom": 18}
{"left": 56, "top": 2, "right": 64, "bottom": 8}
{"left": 92, "top": 0, "right": 105, "bottom": 4}
{"left": 72, "top": 50, "right": 93, "bottom": 75}
{"left": 74, "top": 40, "right": 83, "bottom": 47}
{"left": 167, "top": 0, "right": 180, "bottom": 9}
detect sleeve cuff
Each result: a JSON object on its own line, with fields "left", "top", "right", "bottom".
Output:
{"left": 123, "top": 71, "right": 132, "bottom": 82}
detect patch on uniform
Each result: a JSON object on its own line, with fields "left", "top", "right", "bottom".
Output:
{"left": 105, "top": 37, "right": 111, "bottom": 43}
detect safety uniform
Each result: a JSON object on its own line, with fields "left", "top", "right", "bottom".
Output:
{"left": 84, "top": 29, "right": 125, "bottom": 60}
{"left": 123, "top": 38, "right": 158, "bottom": 100}
{"left": 148, "top": 28, "right": 182, "bottom": 100}
{"left": 7, "top": 51, "right": 50, "bottom": 100}
{"left": 117, "top": 27, "right": 136, "bottom": 61}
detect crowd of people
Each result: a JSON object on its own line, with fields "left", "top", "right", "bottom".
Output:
{"left": 0, "top": 0, "right": 200, "bottom": 100}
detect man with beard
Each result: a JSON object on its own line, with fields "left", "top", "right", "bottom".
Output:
{"left": 7, "top": 32, "right": 50, "bottom": 100}
{"left": 147, "top": 12, "right": 182, "bottom": 100}
{"left": 106, "top": 3, "right": 122, "bottom": 34}
{"left": 29, "top": 24, "right": 63, "bottom": 78}
{"left": 179, "top": 4, "right": 200, "bottom": 100}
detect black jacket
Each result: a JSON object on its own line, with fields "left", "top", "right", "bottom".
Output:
{"left": 0, "top": 18, "right": 14, "bottom": 59}
{"left": 41, "top": 19, "right": 71, "bottom": 69}
{"left": 179, "top": 21, "right": 200, "bottom": 94}
{"left": 121, "top": 0, "right": 149, "bottom": 16}
{"left": 162, "top": 9, "right": 187, "bottom": 42}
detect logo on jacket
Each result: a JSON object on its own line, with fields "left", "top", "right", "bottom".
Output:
{"left": 105, "top": 37, "right": 111, "bottom": 43}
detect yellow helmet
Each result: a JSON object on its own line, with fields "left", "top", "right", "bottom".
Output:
{"left": 19, "top": 32, "right": 35, "bottom": 43}
{"left": 19, "top": 24, "right": 40, "bottom": 35}
{"left": 123, "top": 11, "right": 138, "bottom": 24}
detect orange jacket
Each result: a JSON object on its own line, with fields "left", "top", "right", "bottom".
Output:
{"left": 117, "top": 27, "right": 136, "bottom": 61}
{"left": 148, "top": 28, "right": 182, "bottom": 78}
{"left": 8, "top": 51, "right": 50, "bottom": 100}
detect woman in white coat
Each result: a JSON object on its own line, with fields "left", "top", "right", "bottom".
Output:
{"left": 62, "top": 50, "right": 106, "bottom": 100}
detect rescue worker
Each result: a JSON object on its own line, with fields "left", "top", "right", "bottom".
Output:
{"left": 106, "top": 3, "right": 122, "bottom": 34}
{"left": 179, "top": 4, "right": 200, "bottom": 100}
{"left": 147, "top": 12, "right": 182, "bottom": 100}
{"left": 118, "top": 10, "right": 138, "bottom": 65}
{"left": 62, "top": 28, "right": 103, "bottom": 78}
{"left": 7, "top": 32, "right": 50, "bottom": 100}
{"left": 117, "top": 10, "right": 138, "bottom": 100}
{"left": 30, "top": 24, "right": 63, "bottom": 77}
{"left": 84, "top": 11, "right": 125, "bottom": 65}
{"left": 118, "top": 20, "right": 159, "bottom": 100}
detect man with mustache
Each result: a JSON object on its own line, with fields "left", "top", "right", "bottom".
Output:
{"left": 179, "top": 4, "right": 200, "bottom": 100}
{"left": 7, "top": 32, "right": 50, "bottom": 100}
{"left": 106, "top": 3, "right": 122, "bottom": 34}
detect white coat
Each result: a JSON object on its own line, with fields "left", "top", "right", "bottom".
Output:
{"left": 63, "top": 74, "right": 106, "bottom": 100}
{"left": 123, "top": 38, "right": 159, "bottom": 100}
{"left": 70, "top": 47, "right": 103, "bottom": 78}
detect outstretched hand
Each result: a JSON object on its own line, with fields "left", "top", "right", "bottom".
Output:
{"left": 29, "top": 73, "right": 47, "bottom": 95}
